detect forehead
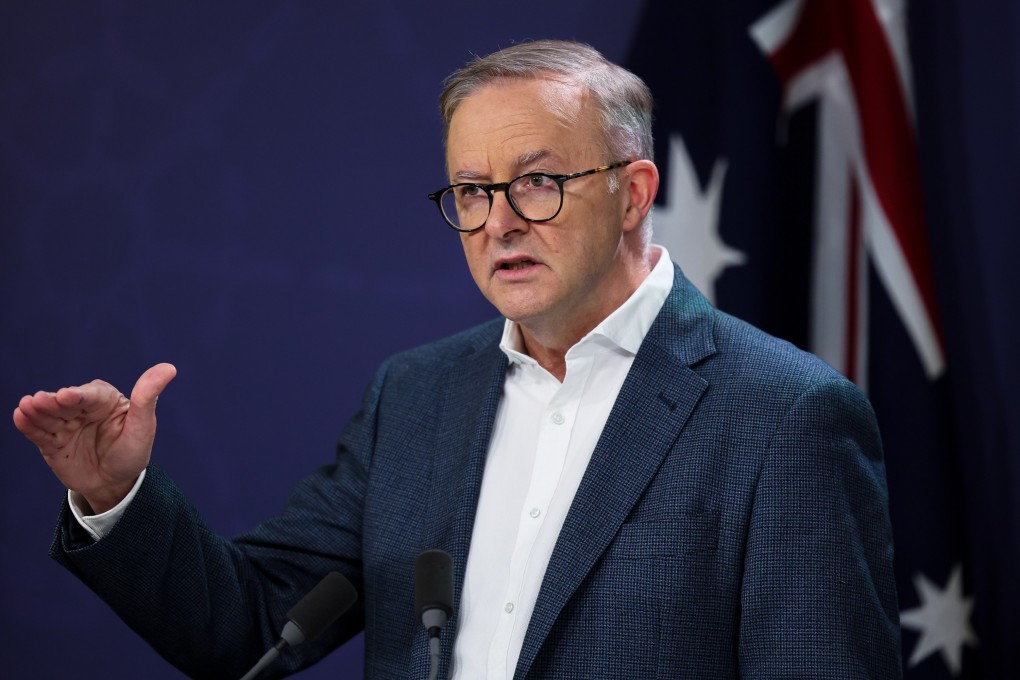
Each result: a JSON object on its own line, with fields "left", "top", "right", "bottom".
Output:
{"left": 445, "top": 77, "right": 602, "bottom": 178}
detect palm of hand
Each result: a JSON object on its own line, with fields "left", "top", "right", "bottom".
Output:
{"left": 13, "top": 363, "right": 177, "bottom": 514}
{"left": 42, "top": 387, "right": 147, "bottom": 501}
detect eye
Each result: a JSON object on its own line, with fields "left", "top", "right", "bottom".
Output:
{"left": 515, "top": 174, "right": 557, "bottom": 192}
{"left": 455, "top": 184, "right": 486, "bottom": 200}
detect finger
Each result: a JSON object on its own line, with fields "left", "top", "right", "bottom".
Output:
{"left": 12, "top": 404, "right": 59, "bottom": 442}
{"left": 123, "top": 363, "right": 177, "bottom": 436}
{"left": 13, "top": 400, "right": 77, "bottom": 456}
{"left": 15, "top": 393, "right": 73, "bottom": 434}
{"left": 20, "top": 381, "right": 122, "bottom": 432}
{"left": 53, "top": 380, "right": 121, "bottom": 416}
{"left": 131, "top": 363, "right": 177, "bottom": 409}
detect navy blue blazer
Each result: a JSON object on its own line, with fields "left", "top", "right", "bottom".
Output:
{"left": 52, "top": 266, "right": 901, "bottom": 678}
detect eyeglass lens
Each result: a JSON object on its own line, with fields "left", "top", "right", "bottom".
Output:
{"left": 440, "top": 174, "right": 562, "bottom": 231}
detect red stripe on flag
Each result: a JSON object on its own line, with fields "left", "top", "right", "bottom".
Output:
{"left": 767, "top": 0, "right": 944, "bottom": 347}
{"left": 846, "top": 171, "right": 861, "bottom": 384}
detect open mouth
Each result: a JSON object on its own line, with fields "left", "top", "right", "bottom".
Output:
{"left": 500, "top": 260, "right": 536, "bottom": 271}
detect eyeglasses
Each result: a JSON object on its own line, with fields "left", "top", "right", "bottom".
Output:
{"left": 427, "top": 160, "right": 632, "bottom": 233}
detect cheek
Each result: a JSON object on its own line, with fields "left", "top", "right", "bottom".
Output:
{"left": 461, "top": 237, "right": 489, "bottom": 283}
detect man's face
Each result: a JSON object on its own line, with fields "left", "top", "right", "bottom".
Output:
{"left": 446, "top": 77, "right": 638, "bottom": 345}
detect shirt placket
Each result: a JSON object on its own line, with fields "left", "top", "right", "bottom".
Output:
{"left": 485, "top": 355, "right": 593, "bottom": 677}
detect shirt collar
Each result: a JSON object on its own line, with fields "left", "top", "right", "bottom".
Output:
{"left": 499, "top": 245, "right": 675, "bottom": 365}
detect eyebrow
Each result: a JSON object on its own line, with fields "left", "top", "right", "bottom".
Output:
{"left": 516, "top": 149, "right": 555, "bottom": 169}
{"left": 451, "top": 149, "right": 561, "bottom": 183}
{"left": 452, "top": 169, "right": 488, "bottom": 182}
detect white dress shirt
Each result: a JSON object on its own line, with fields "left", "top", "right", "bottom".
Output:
{"left": 450, "top": 247, "right": 674, "bottom": 679}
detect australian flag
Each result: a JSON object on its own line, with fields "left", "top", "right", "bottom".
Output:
{"left": 626, "top": 0, "right": 1020, "bottom": 677}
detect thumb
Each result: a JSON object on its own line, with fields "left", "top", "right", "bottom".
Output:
{"left": 128, "top": 363, "right": 178, "bottom": 427}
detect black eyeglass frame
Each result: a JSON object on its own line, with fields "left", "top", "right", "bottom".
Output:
{"left": 426, "top": 160, "right": 633, "bottom": 233}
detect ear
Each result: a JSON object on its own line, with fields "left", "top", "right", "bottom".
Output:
{"left": 620, "top": 160, "right": 659, "bottom": 234}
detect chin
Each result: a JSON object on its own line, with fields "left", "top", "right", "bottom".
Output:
{"left": 490, "top": 295, "right": 548, "bottom": 322}
{"left": 484, "top": 291, "right": 524, "bottom": 316}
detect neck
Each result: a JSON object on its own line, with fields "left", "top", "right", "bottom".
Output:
{"left": 518, "top": 331, "right": 572, "bottom": 382}
{"left": 517, "top": 246, "right": 660, "bottom": 382}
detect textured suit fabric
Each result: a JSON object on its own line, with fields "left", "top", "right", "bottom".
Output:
{"left": 50, "top": 265, "right": 901, "bottom": 678}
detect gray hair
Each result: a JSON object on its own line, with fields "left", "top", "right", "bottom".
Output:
{"left": 439, "top": 40, "right": 655, "bottom": 166}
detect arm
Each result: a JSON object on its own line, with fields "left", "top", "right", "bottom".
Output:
{"left": 738, "top": 377, "right": 902, "bottom": 678}
{"left": 22, "top": 361, "right": 388, "bottom": 678}
{"left": 51, "top": 460, "right": 369, "bottom": 679}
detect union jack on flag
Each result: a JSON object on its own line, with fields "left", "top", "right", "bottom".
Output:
{"left": 628, "top": 0, "right": 1019, "bottom": 677}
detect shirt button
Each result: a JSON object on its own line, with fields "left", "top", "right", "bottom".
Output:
{"left": 529, "top": 507, "right": 541, "bottom": 518}
{"left": 550, "top": 412, "right": 565, "bottom": 425}
{"left": 504, "top": 602, "right": 514, "bottom": 614}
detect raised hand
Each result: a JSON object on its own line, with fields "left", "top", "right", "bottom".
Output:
{"left": 13, "top": 363, "right": 177, "bottom": 514}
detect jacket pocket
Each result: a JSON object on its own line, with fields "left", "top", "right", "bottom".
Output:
{"left": 605, "top": 511, "right": 719, "bottom": 559}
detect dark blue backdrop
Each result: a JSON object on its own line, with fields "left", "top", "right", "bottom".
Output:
{"left": 4, "top": 1, "right": 1017, "bottom": 678}
{"left": 0, "top": 2, "right": 644, "bottom": 678}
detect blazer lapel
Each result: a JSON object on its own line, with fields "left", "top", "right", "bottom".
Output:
{"left": 420, "top": 333, "right": 508, "bottom": 671}
{"left": 514, "top": 269, "right": 717, "bottom": 678}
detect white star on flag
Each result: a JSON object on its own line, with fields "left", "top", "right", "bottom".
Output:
{"left": 900, "top": 564, "right": 979, "bottom": 675}
{"left": 652, "top": 133, "right": 745, "bottom": 303}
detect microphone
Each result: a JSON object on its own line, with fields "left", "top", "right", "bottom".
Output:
{"left": 239, "top": 571, "right": 358, "bottom": 680}
{"left": 415, "top": 549, "right": 454, "bottom": 680}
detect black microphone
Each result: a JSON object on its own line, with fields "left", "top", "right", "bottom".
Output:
{"left": 415, "top": 549, "right": 454, "bottom": 680}
{"left": 239, "top": 572, "right": 358, "bottom": 680}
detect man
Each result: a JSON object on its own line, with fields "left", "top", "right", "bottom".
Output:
{"left": 13, "top": 40, "right": 901, "bottom": 678}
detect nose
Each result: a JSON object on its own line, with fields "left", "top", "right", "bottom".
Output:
{"left": 483, "top": 189, "right": 529, "bottom": 239}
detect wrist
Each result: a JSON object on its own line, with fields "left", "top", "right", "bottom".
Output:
{"left": 68, "top": 470, "right": 146, "bottom": 541}
{"left": 79, "top": 478, "right": 139, "bottom": 516}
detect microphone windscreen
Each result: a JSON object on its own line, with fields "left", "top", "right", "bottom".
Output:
{"left": 285, "top": 572, "right": 358, "bottom": 642}
{"left": 415, "top": 549, "right": 454, "bottom": 616}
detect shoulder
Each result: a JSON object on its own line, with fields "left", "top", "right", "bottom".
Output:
{"left": 368, "top": 317, "right": 504, "bottom": 389}
{"left": 718, "top": 313, "right": 878, "bottom": 440}
{"left": 710, "top": 310, "right": 843, "bottom": 386}
{"left": 387, "top": 317, "right": 504, "bottom": 367}
{"left": 692, "top": 307, "right": 874, "bottom": 434}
